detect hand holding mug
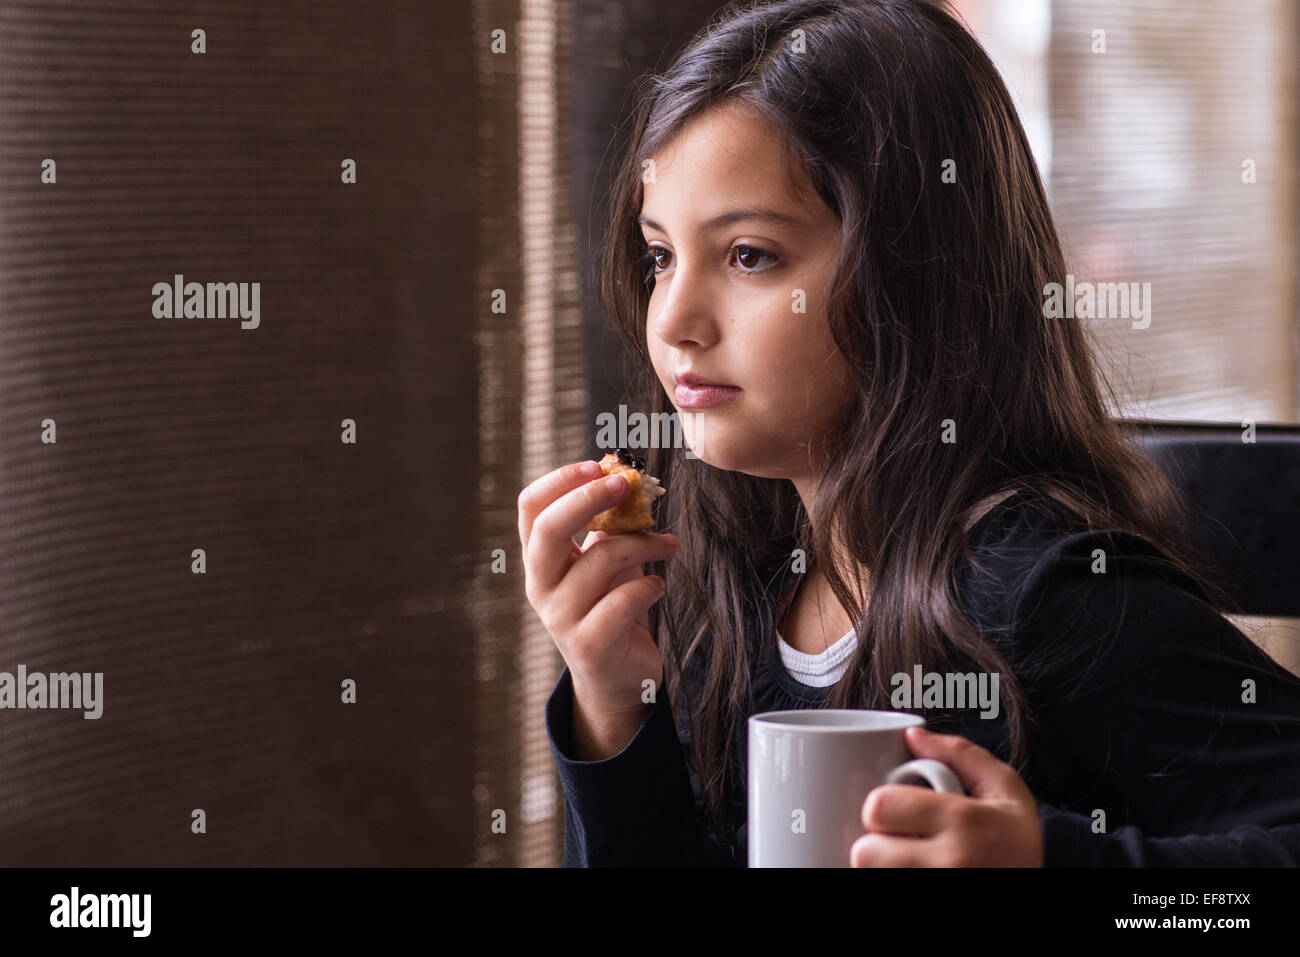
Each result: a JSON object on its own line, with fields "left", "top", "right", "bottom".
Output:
{"left": 851, "top": 725, "right": 1044, "bottom": 867}
{"left": 748, "top": 710, "right": 1043, "bottom": 867}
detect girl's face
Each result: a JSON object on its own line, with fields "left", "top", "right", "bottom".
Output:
{"left": 642, "top": 101, "right": 852, "bottom": 482}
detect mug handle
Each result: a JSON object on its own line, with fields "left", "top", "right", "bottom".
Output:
{"left": 884, "top": 758, "right": 966, "bottom": 795}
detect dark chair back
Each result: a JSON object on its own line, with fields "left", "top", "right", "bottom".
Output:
{"left": 1124, "top": 420, "right": 1300, "bottom": 617}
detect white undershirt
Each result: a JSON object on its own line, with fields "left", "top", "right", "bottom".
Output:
{"left": 773, "top": 489, "right": 1020, "bottom": 688}
{"left": 776, "top": 626, "right": 858, "bottom": 687}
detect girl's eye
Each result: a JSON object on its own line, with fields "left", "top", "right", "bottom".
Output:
{"left": 638, "top": 245, "right": 669, "bottom": 284}
{"left": 637, "top": 243, "right": 780, "bottom": 284}
{"left": 732, "top": 244, "right": 778, "bottom": 272}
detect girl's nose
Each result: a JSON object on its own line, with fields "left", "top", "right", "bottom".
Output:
{"left": 652, "top": 283, "right": 723, "bottom": 348}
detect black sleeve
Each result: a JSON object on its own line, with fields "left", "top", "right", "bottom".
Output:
{"left": 1037, "top": 801, "right": 1300, "bottom": 866}
{"left": 544, "top": 666, "right": 736, "bottom": 867}
{"left": 1009, "top": 530, "right": 1300, "bottom": 867}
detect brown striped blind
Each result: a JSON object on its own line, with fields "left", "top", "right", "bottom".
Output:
{"left": 0, "top": 0, "right": 724, "bottom": 869}
{"left": 0, "top": 0, "right": 483, "bottom": 865}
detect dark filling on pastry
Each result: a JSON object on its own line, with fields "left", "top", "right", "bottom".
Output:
{"left": 612, "top": 448, "right": 644, "bottom": 471}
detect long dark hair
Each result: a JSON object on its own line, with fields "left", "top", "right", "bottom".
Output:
{"left": 597, "top": 0, "right": 1236, "bottom": 851}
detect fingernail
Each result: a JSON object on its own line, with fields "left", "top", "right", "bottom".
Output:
{"left": 605, "top": 474, "right": 627, "bottom": 493}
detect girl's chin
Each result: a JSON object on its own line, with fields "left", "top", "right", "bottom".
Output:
{"left": 682, "top": 437, "right": 743, "bottom": 471}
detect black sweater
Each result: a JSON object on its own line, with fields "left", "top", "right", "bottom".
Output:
{"left": 545, "top": 489, "right": 1300, "bottom": 866}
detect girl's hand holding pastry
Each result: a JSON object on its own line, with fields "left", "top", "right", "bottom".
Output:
{"left": 518, "top": 459, "right": 678, "bottom": 760}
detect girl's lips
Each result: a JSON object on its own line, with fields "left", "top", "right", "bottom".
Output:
{"left": 674, "top": 383, "right": 742, "bottom": 409}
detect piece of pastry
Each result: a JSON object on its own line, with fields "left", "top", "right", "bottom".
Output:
{"left": 585, "top": 448, "right": 665, "bottom": 533}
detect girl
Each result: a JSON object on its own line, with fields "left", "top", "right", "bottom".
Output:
{"left": 518, "top": 0, "right": 1300, "bottom": 866}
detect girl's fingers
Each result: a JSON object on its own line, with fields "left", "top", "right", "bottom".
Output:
{"left": 518, "top": 461, "right": 602, "bottom": 552}
{"left": 581, "top": 574, "right": 668, "bottom": 645}
{"left": 549, "top": 533, "right": 678, "bottom": 635}
{"left": 861, "top": 783, "right": 950, "bottom": 837}
{"left": 581, "top": 528, "right": 665, "bottom": 586}
{"left": 526, "top": 471, "right": 631, "bottom": 593}
{"left": 849, "top": 831, "right": 937, "bottom": 867}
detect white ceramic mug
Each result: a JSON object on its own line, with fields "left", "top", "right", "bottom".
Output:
{"left": 748, "top": 709, "right": 966, "bottom": 867}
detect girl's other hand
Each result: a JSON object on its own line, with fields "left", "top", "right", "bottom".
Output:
{"left": 850, "top": 726, "right": 1045, "bottom": 867}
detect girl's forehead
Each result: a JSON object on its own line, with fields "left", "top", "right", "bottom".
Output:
{"left": 646, "top": 104, "right": 786, "bottom": 178}
{"left": 643, "top": 112, "right": 825, "bottom": 222}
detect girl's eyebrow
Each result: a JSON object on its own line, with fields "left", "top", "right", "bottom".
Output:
{"left": 638, "top": 207, "right": 807, "bottom": 234}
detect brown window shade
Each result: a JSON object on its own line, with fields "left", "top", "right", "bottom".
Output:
{"left": 0, "top": 0, "right": 721, "bottom": 869}
{"left": 0, "top": 1, "right": 484, "bottom": 865}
